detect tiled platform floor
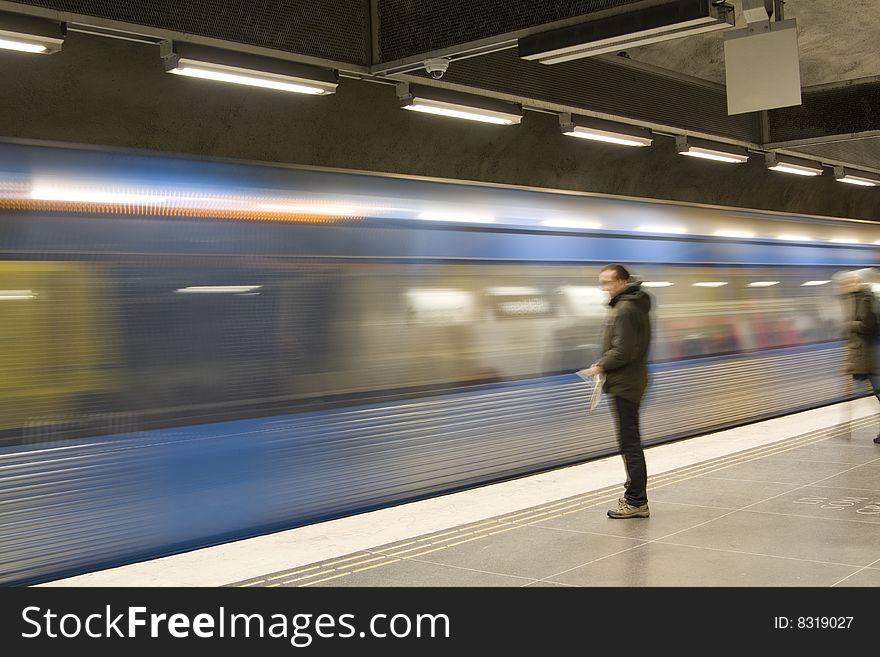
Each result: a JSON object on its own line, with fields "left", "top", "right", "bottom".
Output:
{"left": 231, "top": 418, "right": 880, "bottom": 587}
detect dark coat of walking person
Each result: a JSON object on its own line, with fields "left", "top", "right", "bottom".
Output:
{"left": 584, "top": 264, "right": 653, "bottom": 518}
{"left": 836, "top": 271, "right": 880, "bottom": 445}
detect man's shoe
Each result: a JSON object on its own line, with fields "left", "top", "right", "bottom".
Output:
{"left": 607, "top": 497, "right": 650, "bottom": 519}
{"left": 874, "top": 434, "right": 880, "bottom": 445}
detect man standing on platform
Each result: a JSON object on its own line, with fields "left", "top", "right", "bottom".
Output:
{"left": 584, "top": 264, "right": 653, "bottom": 518}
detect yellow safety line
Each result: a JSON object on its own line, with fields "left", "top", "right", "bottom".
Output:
{"left": 298, "top": 571, "right": 357, "bottom": 586}
{"left": 256, "top": 552, "right": 378, "bottom": 584}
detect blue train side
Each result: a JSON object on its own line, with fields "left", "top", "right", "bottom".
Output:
{"left": 0, "top": 142, "right": 876, "bottom": 584}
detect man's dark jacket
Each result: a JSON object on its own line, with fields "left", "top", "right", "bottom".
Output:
{"left": 598, "top": 281, "right": 652, "bottom": 403}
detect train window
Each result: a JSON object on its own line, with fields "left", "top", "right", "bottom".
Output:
{"left": 406, "top": 288, "right": 475, "bottom": 323}
{"left": 557, "top": 285, "right": 606, "bottom": 318}
{"left": 486, "top": 287, "right": 555, "bottom": 319}
{"left": 663, "top": 319, "right": 741, "bottom": 359}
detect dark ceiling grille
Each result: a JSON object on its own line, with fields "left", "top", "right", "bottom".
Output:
{"left": 416, "top": 50, "right": 758, "bottom": 141}
{"left": 768, "top": 83, "right": 880, "bottom": 143}
{"left": 7, "top": 0, "right": 370, "bottom": 64}
{"left": 378, "top": 0, "right": 649, "bottom": 62}
{"left": 788, "top": 138, "right": 880, "bottom": 172}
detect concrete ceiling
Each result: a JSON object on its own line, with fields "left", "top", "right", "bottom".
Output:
{"left": 626, "top": 0, "right": 880, "bottom": 87}
{"left": 1, "top": 0, "right": 878, "bottom": 174}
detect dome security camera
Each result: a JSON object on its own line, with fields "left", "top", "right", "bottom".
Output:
{"left": 424, "top": 57, "right": 450, "bottom": 80}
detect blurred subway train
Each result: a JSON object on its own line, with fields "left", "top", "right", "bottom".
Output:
{"left": 0, "top": 140, "right": 877, "bottom": 584}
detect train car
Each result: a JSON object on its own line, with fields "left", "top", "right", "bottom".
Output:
{"left": 0, "top": 139, "right": 877, "bottom": 584}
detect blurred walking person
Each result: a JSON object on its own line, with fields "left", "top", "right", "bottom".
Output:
{"left": 835, "top": 271, "right": 880, "bottom": 445}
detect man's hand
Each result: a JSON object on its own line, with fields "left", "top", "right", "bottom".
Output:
{"left": 585, "top": 363, "right": 604, "bottom": 378}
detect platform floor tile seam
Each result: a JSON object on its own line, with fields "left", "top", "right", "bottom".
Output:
{"left": 524, "top": 498, "right": 880, "bottom": 533}
{"left": 833, "top": 556, "right": 880, "bottom": 587}
{"left": 699, "top": 475, "right": 880, "bottom": 489}
{"left": 532, "top": 455, "right": 878, "bottom": 586}
{"left": 536, "top": 541, "right": 870, "bottom": 588}
{"left": 730, "top": 507, "right": 880, "bottom": 527}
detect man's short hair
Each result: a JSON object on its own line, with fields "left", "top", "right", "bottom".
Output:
{"left": 601, "top": 264, "right": 630, "bottom": 281}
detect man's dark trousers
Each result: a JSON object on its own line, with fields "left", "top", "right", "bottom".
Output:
{"left": 611, "top": 395, "right": 647, "bottom": 506}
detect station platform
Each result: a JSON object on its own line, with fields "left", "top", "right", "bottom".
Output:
{"left": 42, "top": 399, "right": 880, "bottom": 588}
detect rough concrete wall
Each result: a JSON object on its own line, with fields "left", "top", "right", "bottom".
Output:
{"left": 628, "top": 0, "right": 880, "bottom": 87}
{"left": 0, "top": 32, "right": 877, "bottom": 220}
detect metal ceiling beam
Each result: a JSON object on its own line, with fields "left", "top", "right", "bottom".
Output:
{"left": 369, "top": 0, "right": 666, "bottom": 74}
{"left": 370, "top": 39, "right": 519, "bottom": 77}
{"left": 518, "top": 0, "right": 734, "bottom": 65}
{"left": 764, "top": 132, "right": 880, "bottom": 151}
{"left": 368, "top": 0, "right": 379, "bottom": 66}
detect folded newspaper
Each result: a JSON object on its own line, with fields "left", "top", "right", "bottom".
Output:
{"left": 576, "top": 369, "right": 605, "bottom": 414}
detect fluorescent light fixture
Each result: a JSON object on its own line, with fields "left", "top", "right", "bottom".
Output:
{"left": 541, "top": 218, "right": 602, "bottom": 230}
{"left": 777, "top": 233, "right": 813, "bottom": 242}
{"left": 676, "top": 136, "right": 749, "bottom": 164}
{"left": 830, "top": 238, "right": 860, "bottom": 244}
{"left": 748, "top": 281, "right": 780, "bottom": 287}
{"left": 801, "top": 280, "right": 830, "bottom": 287}
{"left": 714, "top": 229, "right": 755, "bottom": 239}
{"left": 0, "top": 12, "right": 65, "bottom": 54}
{"left": 833, "top": 166, "right": 880, "bottom": 187}
{"left": 31, "top": 186, "right": 167, "bottom": 205}
{"left": 519, "top": 0, "right": 733, "bottom": 64}
{"left": 768, "top": 163, "right": 821, "bottom": 176}
{"left": 397, "top": 83, "right": 522, "bottom": 125}
{"left": 637, "top": 225, "right": 687, "bottom": 234}
{"left": 0, "top": 37, "right": 47, "bottom": 53}
{"left": 175, "top": 286, "right": 262, "bottom": 294}
{"left": 642, "top": 282, "right": 674, "bottom": 288}
{"left": 837, "top": 176, "right": 878, "bottom": 187}
{"left": 765, "top": 153, "right": 823, "bottom": 176}
{"left": 169, "top": 67, "right": 332, "bottom": 94}
{"left": 165, "top": 43, "right": 338, "bottom": 95}
{"left": 403, "top": 101, "right": 517, "bottom": 124}
{"left": 417, "top": 211, "right": 495, "bottom": 224}
{"left": 693, "top": 282, "right": 728, "bottom": 287}
{"left": 0, "top": 289, "right": 36, "bottom": 300}
{"left": 559, "top": 113, "right": 652, "bottom": 147}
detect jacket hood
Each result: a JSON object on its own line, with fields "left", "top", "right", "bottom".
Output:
{"left": 610, "top": 281, "right": 652, "bottom": 311}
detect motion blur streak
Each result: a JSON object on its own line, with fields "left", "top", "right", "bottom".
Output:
{"left": 0, "top": 140, "right": 876, "bottom": 585}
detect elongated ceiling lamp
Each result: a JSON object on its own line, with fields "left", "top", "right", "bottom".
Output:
{"left": 164, "top": 43, "right": 338, "bottom": 95}
{"left": 559, "top": 113, "right": 652, "bottom": 147}
{"left": 676, "top": 136, "right": 749, "bottom": 164}
{"left": 765, "top": 153, "right": 823, "bottom": 177}
{"left": 0, "top": 11, "right": 64, "bottom": 54}
{"left": 396, "top": 83, "right": 522, "bottom": 125}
